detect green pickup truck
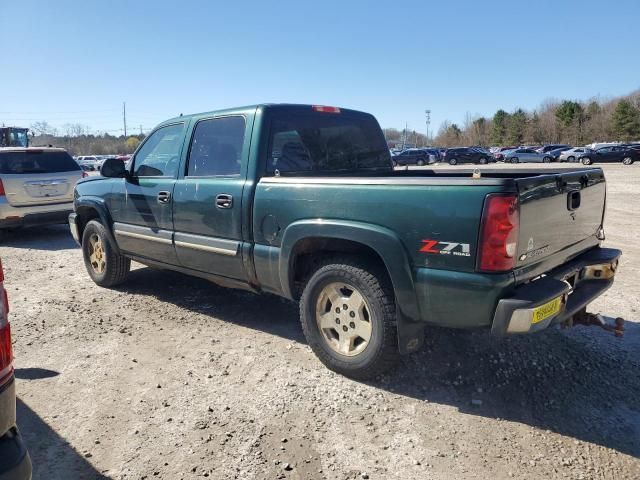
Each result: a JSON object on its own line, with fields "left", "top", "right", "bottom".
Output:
{"left": 69, "top": 104, "right": 621, "bottom": 379}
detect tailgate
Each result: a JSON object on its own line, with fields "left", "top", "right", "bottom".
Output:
{"left": 515, "top": 168, "right": 605, "bottom": 269}
{"left": 2, "top": 171, "right": 79, "bottom": 206}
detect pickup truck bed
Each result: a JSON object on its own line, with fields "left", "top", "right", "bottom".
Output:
{"left": 69, "top": 104, "right": 621, "bottom": 379}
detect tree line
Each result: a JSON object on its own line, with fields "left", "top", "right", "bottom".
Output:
{"left": 24, "top": 121, "right": 144, "bottom": 155}
{"left": 386, "top": 89, "right": 640, "bottom": 148}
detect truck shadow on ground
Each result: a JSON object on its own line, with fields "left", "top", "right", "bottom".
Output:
{"left": 120, "top": 267, "right": 640, "bottom": 459}
{"left": 1, "top": 225, "right": 78, "bottom": 251}
{"left": 17, "top": 398, "right": 111, "bottom": 480}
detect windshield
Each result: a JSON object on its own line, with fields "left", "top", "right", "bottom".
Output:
{"left": 0, "top": 151, "right": 80, "bottom": 174}
{"left": 267, "top": 113, "right": 391, "bottom": 175}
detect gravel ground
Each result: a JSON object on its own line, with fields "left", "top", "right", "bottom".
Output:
{"left": 2, "top": 163, "right": 639, "bottom": 480}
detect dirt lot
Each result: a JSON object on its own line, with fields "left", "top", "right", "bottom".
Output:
{"left": 3, "top": 163, "right": 639, "bottom": 479}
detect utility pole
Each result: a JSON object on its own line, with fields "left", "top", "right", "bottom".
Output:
{"left": 425, "top": 109, "right": 431, "bottom": 146}
{"left": 140, "top": 124, "right": 143, "bottom": 135}
{"left": 123, "top": 102, "right": 127, "bottom": 137}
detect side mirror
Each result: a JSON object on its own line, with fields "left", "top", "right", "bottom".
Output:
{"left": 101, "top": 158, "right": 128, "bottom": 178}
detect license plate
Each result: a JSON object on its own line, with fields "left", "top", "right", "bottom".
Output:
{"left": 532, "top": 297, "right": 563, "bottom": 324}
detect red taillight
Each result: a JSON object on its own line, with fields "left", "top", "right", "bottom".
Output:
{"left": 0, "top": 179, "right": 5, "bottom": 197}
{"left": 477, "top": 194, "right": 519, "bottom": 272}
{"left": 312, "top": 105, "right": 341, "bottom": 113}
{"left": 0, "top": 259, "right": 12, "bottom": 385}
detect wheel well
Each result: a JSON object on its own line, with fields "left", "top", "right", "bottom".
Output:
{"left": 75, "top": 206, "right": 101, "bottom": 239}
{"left": 289, "top": 238, "right": 392, "bottom": 300}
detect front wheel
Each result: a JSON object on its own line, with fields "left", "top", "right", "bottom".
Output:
{"left": 82, "top": 220, "right": 130, "bottom": 287}
{"left": 581, "top": 157, "right": 592, "bottom": 165}
{"left": 479, "top": 157, "right": 488, "bottom": 164}
{"left": 448, "top": 158, "right": 458, "bottom": 165}
{"left": 299, "top": 258, "right": 399, "bottom": 380}
{"left": 511, "top": 157, "right": 519, "bottom": 163}
{"left": 417, "top": 159, "right": 425, "bottom": 166}
{"left": 567, "top": 156, "right": 575, "bottom": 162}
{"left": 623, "top": 157, "right": 634, "bottom": 165}
{"left": 543, "top": 156, "right": 551, "bottom": 163}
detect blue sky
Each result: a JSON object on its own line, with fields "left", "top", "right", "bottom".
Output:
{"left": 1, "top": 0, "right": 639, "bottom": 136}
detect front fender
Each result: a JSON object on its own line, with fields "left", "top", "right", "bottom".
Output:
{"left": 279, "top": 219, "right": 424, "bottom": 354}
{"left": 74, "top": 197, "right": 119, "bottom": 254}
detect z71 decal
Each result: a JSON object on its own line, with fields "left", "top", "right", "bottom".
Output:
{"left": 420, "top": 239, "right": 471, "bottom": 257}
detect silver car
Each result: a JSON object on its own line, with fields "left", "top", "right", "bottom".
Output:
{"left": 558, "top": 147, "right": 591, "bottom": 162}
{"left": 504, "top": 148, "right": 553, "bottom": 163}
{"left": 0, "top": 147, "right": 84, "bottom": 240}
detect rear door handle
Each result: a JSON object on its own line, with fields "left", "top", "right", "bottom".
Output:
{"left": 157, "top": 191, "right": 171, "bottom": 204}
{"left": 216, "top": 194, "right": 233, "bottom": 209}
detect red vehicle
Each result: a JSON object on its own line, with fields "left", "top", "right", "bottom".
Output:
{"left": 0, "top": 258, "right": 32, "bottom": 479}
{"left": 493, "top": 146, "right": 517, "bottom": 162}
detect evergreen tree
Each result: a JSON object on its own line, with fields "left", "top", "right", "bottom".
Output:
{"left": 611, "top": 100, "right": 640, "bottom": 141}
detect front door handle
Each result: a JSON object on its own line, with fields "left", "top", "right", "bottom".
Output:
{"left": 216, "top": 194, "right": 233, "bottom": 209}
{"left": 157, "top": 191, "right": 171, "bottom": 204}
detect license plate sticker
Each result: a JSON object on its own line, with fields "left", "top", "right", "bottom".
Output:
{"left": 532, "top": 297, "right": 563, "bottom": 324}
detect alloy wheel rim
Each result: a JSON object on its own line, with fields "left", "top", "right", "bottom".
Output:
{"left": 315, "top": 282, "right": 372, "bottom": 357}
{"left": 88, "top": 233, "right": 106, "bottom": 274}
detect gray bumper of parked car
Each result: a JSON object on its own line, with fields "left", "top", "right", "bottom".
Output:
{"left": 0, "top": 198, "right": 73, "bottom": 229}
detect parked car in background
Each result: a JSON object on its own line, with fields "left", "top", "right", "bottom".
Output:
{"left": 579, "top": 146, "right": 639, "bottom": 165}
{"left": 443, "top": 147, "right": 492, "bottom": 165}
{"left": 492, "top": 146, "right": 517, "bottom": 162}
{"left": 505, "top": 148, "right": 554, "bottom": 163}
{"left": 391, "top": 148, "right": 432, "bottom": 166}
{"left": 1, "top": 147, "right": 84, "bottom": 240}
{"left": 558, "top": 147, "right": 591, "bottom": 162}
{"left": 547, "top": 146, "right": 572, "bottom": 161}
{"left": 76, "top": 155, "right": 100, "bottom": 171}
{"left": 0, "top": 257, "right": 32, "bottom": 479}
{"left": 419, "top": 148, "right": 441, "bottom": 162}
{"left": 537, "top": 144, "right": 571, "bottom": 154}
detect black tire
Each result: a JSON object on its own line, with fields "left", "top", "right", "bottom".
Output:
{"left": 479, "top": 157, "right": 488, "bottom": 164}
{"left": 543, "top": 156, "right": 551, "bottom": 163}
{"left": 448, "top": 158, "right": 458, "bottom": 165}
{"left": 567, "top": 156, "right": 575, "bottom": 162}
{"left": 581, "top": 157, "right": 592, "bottom": 165}
{"left": 392, "top": 160, "right": 397, "bottom": 167}
{"left": 299, "top": 257, "right": 399, "bottom": 380}
{"left": 622, "top": 157, "right": 634, "bottom": 165}
{"left": 417, "top": 159, "right": 425, "bottom": 166}
{"left": 82, "top": 220, "right": 130, "bottom": 287}
{"left": 511, "top": 157, "right": 519, "bottom": 163}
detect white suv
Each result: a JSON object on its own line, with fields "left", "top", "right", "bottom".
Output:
{"left": 0, "top": 147, "right": 84, "bottom": 240}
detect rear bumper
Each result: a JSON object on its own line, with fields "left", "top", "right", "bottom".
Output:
{"left": 0, "top": 198, "right": 73, "bottom": 229}
{"left": 491, "top": 247, "right": 621, "bottom": 335}
{"left": 0, "top": 428, "right": 32, "bottom": 480}
{"left": 0, "top": 379, "right": 31, "bottom": 480}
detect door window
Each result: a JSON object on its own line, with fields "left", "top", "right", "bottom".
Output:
{"left": 133, "top": 123, "right": 184, "bottom": 177}
{"left": 187, "top": 116, "right": 245, "bottom": 177}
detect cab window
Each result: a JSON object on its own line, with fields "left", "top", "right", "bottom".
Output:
{"left": 133, "top": 123, "right": 184, "bottom": 177}
{"left": 187, "top": 116, "right": 245, "bottom": 177}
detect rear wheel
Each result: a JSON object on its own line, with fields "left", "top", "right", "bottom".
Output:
{"left": 581, "top": 157, "right": 592, "bottom": 165}
{"left": 82, "top": 220, "right": 130, "bottom": 287}
{"left": 567, "top": 156, "right": 575, "bottom": 162}
{"left": 511, "top": 157, "right": 519, "bottom": 163}
{"left": 623, "top": 157, "right": 634, "bottom": 165}
{"left": 448, "top": 158, "right": 458, "bottom": 165}
{"left": 417, "top": 158, "right": 425, "bottom": 166}
{"left": 299, "top": 257, "right": 399, "bottom": 380}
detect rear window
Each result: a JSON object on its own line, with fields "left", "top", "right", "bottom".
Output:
{"left": 267, "top": 113, "right": 391, "bottom": 175}
{"left": 0, "top": 151, "right": 80, "bottom": 174}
